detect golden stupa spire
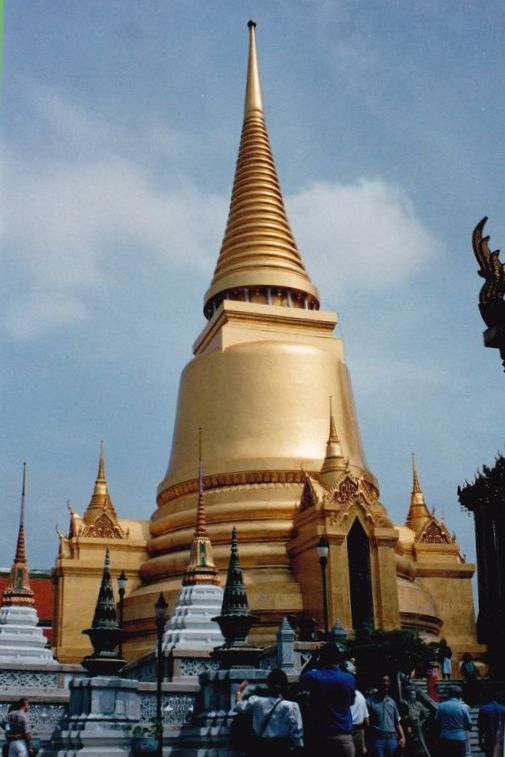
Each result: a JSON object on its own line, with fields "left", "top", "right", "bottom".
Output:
{"left": 83, "top": 441, "right": 118, "bottom": 525}
{"left": 183, "top": 429, "right": 220, "bottom": 586}
{"left": 319, "top": 397, "right": 346, "bottom": 490}
{"left": 203, "top": 20, "right": 319, "bottom": 318}
{"left": 406, "top": 454, "right": 431, "bottom": 532}
{"left": 3, "top": 463, "right": 34, "bottom": 607}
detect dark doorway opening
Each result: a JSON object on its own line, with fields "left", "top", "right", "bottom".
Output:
{"left": 347, "top": 518, "right": 374, "bottom": 629}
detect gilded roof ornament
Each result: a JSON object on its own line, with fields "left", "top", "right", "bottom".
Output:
{"left": 318, "top": 397, "right": 346, "bottom": 490}
{"left": 405, "top": 454, "right": 431, "bottom": 533}
{"left": 204, "top": 21, "right": 319, "bottom": 317}
{"left": 81, "top": 442, "right": 125, "bottom": 538}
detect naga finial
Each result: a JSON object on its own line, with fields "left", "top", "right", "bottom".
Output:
{"left": 471, "top": 217, "right": 505, "bottom": 370}
{"left": 472, "top": 217, "right": 505, "bottom": 308}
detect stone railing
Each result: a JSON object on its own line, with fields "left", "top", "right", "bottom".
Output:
{"left": 138, "top": 682, "right": 198, "bottom": 725}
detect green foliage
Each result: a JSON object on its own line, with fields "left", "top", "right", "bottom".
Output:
{"left": 344, "top": 626, "right": 438, "bottom": 688}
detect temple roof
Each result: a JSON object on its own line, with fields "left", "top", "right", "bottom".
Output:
{"left": 203, "top": 21, "right": 319, "bottom": 316}
{"left": 458, "top": 454, "right": 505, "bottom": 510}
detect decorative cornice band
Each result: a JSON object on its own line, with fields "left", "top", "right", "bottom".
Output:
{"left": 157, "top": 469, "right": 311, "bottom": 507}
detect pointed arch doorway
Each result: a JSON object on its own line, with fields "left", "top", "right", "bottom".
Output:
{"left": 347, "top": 518, "right": 374, "bottom": 629}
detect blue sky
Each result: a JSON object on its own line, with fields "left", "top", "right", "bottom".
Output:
{"left": 1, "top": 1, "right": 504, "bottom": 585}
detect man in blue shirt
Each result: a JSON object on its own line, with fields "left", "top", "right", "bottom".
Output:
{"left": 366, "top": 674, "right": 405, "bottom": 756}
{"left": 435, "top": 685, "right": 472, "bottom": 757}
{"left": 301, "top": 643, "right": 356, "bottom": 756}
{"left": 478, "top": 692, "right": 505, "bottom": 757}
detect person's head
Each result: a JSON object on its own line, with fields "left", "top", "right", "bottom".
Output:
{"left": 440, "top": 638, "right": 447, "bottom": 647}
{"left": 15, "top": 698, "right": 29, "bottom": 712}
{"left": 379, "top": 674, "right": 392, "bottom": 695}
{"left": 266, "top": 669, "right": 289, "bottom": 697}
{"left": 462, "top": 652, "right": 472, "bottom": 662}
{"left": 448, "top": 686, "right": 462, "bottom": 700}
{"left": 405, "top": 687, "right": 416, "bottom": 703}
{"left": 318, "top": 642, "right": 342, "bottom": 668}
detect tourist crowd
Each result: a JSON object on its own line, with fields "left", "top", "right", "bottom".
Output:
{"left": 234, "top": 644, "right": 505, "bottom": 757}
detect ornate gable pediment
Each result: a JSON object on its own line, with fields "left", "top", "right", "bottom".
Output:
{"left": 81, "top": 513, "right": 126, "bottom": 539}
{"left": 416, "top": 518, "right": 453, "bottom": 545}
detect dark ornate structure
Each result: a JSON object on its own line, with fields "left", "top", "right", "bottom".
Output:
{"left": 471, "top": 217, "right": 505, "bottom": 370}
{"left": 81, "top": 547, "right": 126, "bottom": 675}
{"left": 458, "top": 456, "right": 505, "bottom": 678}
{"left": 212, "top": 527, "right": 260, "bottom": 668}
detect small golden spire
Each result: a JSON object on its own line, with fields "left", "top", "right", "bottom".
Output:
{"left": 405, "top": 453, "right": 431, "bottom": 532}
{"left": 319, "top": 398, "right": 345, "bottom": 490}
{"left": 412, "top": 452, "right": 422, "bottom": 494}
{"left": 203, "top": 21, "right": 319, "bottom": 317}
{"left": 244, "top": 20, "right": 263, "bottom": 116}
{"left": 183, "top": 429, "right": 220, "bottom": 586}
{"left": 83, "top": 442, "right": 119, "bottom": 525}
{"left": 328, "top": 396, "right": 339, "bottom": 443}
{"left": 97, "top": 439, "right": 105, "bottom": 481}
{"left": 3, "top": 463, "right": 34, "bottom": 607}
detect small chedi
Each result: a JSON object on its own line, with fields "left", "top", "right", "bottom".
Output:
{"left": 0, "top": 464, "right": 55, "bottom": 664}
{"left": 162, "top": 431, "right": 224, "bottom": 652}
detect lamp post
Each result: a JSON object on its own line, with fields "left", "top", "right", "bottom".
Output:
{"left": 316, "top": 534, "right": 330, "bottom": 638}
{"left": 154, "top": 593, "right": 168, "bottom": 757}
{"left": 117, "top": 570, "right": 128, "bottom": 659}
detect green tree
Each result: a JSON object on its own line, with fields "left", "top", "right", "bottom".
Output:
{"left": 345, "top": 626, "right": 438, "bottom": 690}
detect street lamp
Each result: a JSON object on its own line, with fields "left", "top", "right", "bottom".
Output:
{"left": 316, "top": 534, "right": 330, "bottom": 637}
{"left": 117, "top": 570, "right": 128, "bottom": 659}
{"left": 154, "top": 593, "right": 168, "bottom": 757}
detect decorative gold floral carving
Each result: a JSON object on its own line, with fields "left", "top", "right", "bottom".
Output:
{"left": 417, "top": 519, "right": 452, "bottom": 545}
{"left": 81, "top": 513, "right": 125, "bottom": 539}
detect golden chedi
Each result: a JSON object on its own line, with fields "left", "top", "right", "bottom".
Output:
{"left": 119, "top": 22, "right": 478, "bottom": 660}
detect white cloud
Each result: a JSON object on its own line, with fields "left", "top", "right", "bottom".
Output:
{"left": 2, "top": 153, "right": 226, "bottom": 338}
{"left": 2, "top": 87, "right": 442, "bottom": 340}
{"left": 288, "top": 179, "right": 441, "bottom": 301}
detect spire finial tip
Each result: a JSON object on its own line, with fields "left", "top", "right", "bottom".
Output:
{"left": 248, "top": 19, "right": 256, "bottom": 29}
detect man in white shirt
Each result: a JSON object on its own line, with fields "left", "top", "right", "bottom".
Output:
{"left": 235, "top": 669, "right": 304, "bottom": 756}
{"left": 351, "top": 689, "right": 369, "bottom": 755}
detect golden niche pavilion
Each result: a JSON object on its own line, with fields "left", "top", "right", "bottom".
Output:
{"left": 53, "top": 22, "right": 478, "bottom": 664}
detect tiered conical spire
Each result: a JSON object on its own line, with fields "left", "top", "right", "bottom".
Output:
{"left": 406, "top": 454, "right": 431, "bottom": 533}
{"left": 3, "top": 463, "right": 34, "bottom": 607}
{"left": 83, "top": 441, "right": 118, "bottom": 525}
{"left": 183, "top": 429, "right": 220, "bottom": 586}
{"left": 82, "top": 548, "right": 125, "bottom": 675}
{"left": 220, "top": 527, "right": 250, "bottom": 618}
{"left": 319, "top": 398, "right": 346, "bottom": 490}
{"left": 212, "top": 528, "right": 259, "bottom": 666}
{"left": 90, "top": 547, "right": 119, "bottom": 630}
{"left": 203, "top": 20, "right": 319, "bottom": 318}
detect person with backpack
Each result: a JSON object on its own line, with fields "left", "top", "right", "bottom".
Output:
{"left": 460, "top": 653, "right": 480, "bottom": 705}
{"left": 235, "top": 669, "right": 304, "bottom": 756}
